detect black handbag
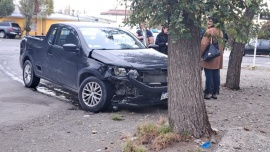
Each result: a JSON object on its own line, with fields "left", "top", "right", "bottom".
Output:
{"left": 202, "top": 36, "right": 220, "bottom": 61}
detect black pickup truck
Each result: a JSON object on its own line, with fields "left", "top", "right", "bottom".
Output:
{"left": 20, "top": 22, "right": 168, "bottom": 112}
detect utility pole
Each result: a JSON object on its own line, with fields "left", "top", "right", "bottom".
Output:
{"left": 252, "top": 14, "right": 260, "bottom": 67}
{"left": 35, "top": 0, "right": 38, "bottom": 36}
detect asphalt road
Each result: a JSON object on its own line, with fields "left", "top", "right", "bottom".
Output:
{"left": 223, "top": 50, "right": 270, "bottom": 67}
{"left": 0, "top": 39, "right": 72, "bottom": 126}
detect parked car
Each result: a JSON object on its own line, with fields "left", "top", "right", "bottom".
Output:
{"left": 20, "top": 22, "right": 168, "bottom": 112}
{"left": 244, "top": 39, "right": 270, "bottom": 56}
{"left": 0, "top": 21, "right": 21, "bottom": 39}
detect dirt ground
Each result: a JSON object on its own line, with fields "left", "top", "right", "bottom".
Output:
{"left": 0, "top": 66, "right": 270, "bottom": 152}
{"left": 151, "top": 66, "right": 270, "bottom": 152}
{"left": 183, "top": 66, "right": 270, "bottom": 152}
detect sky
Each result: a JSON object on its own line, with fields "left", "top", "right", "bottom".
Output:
{"left": 53, "top": 0, "right": 125, "bottom": 17}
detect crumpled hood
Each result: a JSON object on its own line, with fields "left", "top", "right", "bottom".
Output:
{"left": 91, "top": 48, "right": 168, "bottom": 69}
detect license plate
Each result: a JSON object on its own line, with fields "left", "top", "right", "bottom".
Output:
{"left": 160, "top": 92, "right": 168, "bottom": 100}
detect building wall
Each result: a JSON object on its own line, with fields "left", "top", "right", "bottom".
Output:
{"left": 0, "top": 17, "right": 76, "bottom": 36}
{"left": 41, "top": 19, "right": 76, "bottom": 35}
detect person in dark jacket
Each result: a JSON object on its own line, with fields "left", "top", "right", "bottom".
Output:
{"left": 155, "top": 25, "right": 168, "bottom": 55}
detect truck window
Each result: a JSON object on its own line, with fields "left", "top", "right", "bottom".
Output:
{"left": 48, "top": 27, "right": 58, "bottom": 44}
{"left": 56, "top": 27, "right": 78, "bottom": 47}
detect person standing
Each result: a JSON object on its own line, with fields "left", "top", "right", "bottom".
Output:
{"left": 155, "top": 25, "right": 168, "bottom": 55}
{"left": 135, "top": 23, "right": 154, "bottom": 46}
{"left": 201, "top": 16, "right": 224, "bottom": 99}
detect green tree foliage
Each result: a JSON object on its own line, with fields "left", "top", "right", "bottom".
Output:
{"left": 19, "top": 0, "right": 54, "bottom": 35}
{"left": 258, "top": 21, "right": 270, "bottom": 39}
{"left": 127, "top": 0, "right": 268, "bottom": 138}
{"left": 0, "top": 0, "right": 15, "bottom": 18}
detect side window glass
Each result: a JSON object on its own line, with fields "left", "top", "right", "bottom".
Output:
{"left": 56, "top": 27, "right": 78, "bottom": 47}
{"left": 48, "top": 27, "right": 58, "bottom": 44}
{"left": 3, "top": 22, "right": 9, "bottom": 26}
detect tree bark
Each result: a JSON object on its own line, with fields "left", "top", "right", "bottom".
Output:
{"left": 168, "top": 18, "right": 212, "bottom": 138}
{"left": 225, "top": 41, "right": 244, "bottom": 90}
{"left": 225, "top": 7, "right": 256, "bottom": 90}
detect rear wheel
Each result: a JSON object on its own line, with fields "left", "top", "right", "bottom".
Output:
{"left": 78, "top": 77, "right": 113, "bottom": 112}
{"left": 23, "top": 60, "right": 40, "bottom": 88}
{"left": 0, "top": 31, "right": 6, "bottom": 38}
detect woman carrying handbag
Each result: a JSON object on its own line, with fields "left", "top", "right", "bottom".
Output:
{"left": 201, "top": 16, "right": 224, "bottom": 100}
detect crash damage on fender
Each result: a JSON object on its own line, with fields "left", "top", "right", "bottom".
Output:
{"left": 90, "top": 48, "right": 168, "bottom": 106}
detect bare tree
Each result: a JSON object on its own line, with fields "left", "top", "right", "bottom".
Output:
{"left": 19, "top": 0, "right": 53, "bottom": 35}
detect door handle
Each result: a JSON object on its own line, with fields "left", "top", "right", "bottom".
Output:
{"left": 48, "top": 45, "right": 53, "bottom": 55}
{"left": 48, "top": 49, "right": 52, "bottom": 55}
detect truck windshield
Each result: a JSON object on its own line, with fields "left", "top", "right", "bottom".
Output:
{"left": 79, "top": 27, "right": 146, "bottom": 50}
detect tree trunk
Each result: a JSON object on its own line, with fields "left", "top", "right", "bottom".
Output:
{"left": 168, "top": 21, "right": 212, "bottom": 138}
{"left": 225, "top": 7, "right": 256, "bottom": 90}
{"left": 25, "top": 16, "right": 32, "bottom": 36}
{"left": 225, "top": 41, "right": 244, "bottom": 90}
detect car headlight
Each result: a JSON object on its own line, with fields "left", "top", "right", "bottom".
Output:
{"left": 114, "top": 67, "right": 127, "bottom": 76}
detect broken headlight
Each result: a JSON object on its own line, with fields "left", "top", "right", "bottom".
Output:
{"left": 114, "top": 67, "right": 127, "bottom": 76}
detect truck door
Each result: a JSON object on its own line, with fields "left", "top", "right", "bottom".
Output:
{"left": 48, "top": 26, "right": 79, "bottom": 89}
{"left": 43, "top": 26, "right": 59, "bottom": 79}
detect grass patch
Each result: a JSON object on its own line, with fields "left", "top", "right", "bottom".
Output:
{"left": 123, "top": 117, "right": 189, "bottom": 151}
{"left": 123, "top": 140, "right": 147, "bottom": 152}
{"left": 111, "top": 113, "right": 125, "bottom": 121}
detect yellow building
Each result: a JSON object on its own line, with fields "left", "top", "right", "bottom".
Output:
{"left": 0, "top": 5, "right": 115, "bottom": 36}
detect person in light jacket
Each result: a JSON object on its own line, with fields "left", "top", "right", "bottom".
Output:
{"left": 201, "top": 16, "right": 224, "bottom": 100}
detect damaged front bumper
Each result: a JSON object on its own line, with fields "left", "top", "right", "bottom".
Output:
{"left": 109, "top": 69, "right": 168, "bottom": 105}
{"left": 127, "top": 72, "right": 167, "bottom": 93}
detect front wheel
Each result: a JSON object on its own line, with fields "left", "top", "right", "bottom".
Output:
{"left": 23, "top": 60, "right": 40, "bottom": 88}
{"left": 78, "top": 77, "right": 113, "bottom": 112}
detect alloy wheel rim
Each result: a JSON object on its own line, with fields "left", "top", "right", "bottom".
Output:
{"left": 0, "top": 32, "right": 4, "bottom": 38}
{"left": 82, "top": 82, "right": 102, "bottom": 107}
{"left": 24, "top": 64, "right": 32, "bottom": 84}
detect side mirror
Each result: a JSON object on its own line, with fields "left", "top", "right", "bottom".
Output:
{"left": 148, "top": 44, "right": 159, "bottom": 51}
{"left": 63, "top": 44, "right": 78, "bottom": 52}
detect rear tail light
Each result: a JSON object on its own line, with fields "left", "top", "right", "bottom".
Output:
{"left": 9, "top": 28, "right": 13, "bottom": 32}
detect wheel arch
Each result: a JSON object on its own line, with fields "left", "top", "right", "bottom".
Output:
{"left": 78, "top": 69, "right": 104, "bottom": 88}
{"left": 21, "top": 55, "right": 32, "bottom": 68}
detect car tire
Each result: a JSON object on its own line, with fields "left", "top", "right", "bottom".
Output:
{"left": 78, "top": 77, "right": 113, "bottom": 112}
{"left": 23, "top": 60, "right": 40, "bottom": 88}
{"left": 0, "top": 31, "right": 6, "bottom": 38}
